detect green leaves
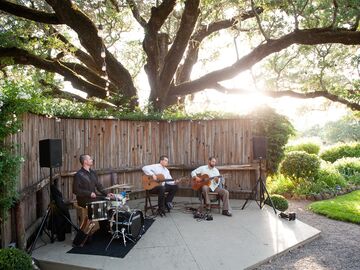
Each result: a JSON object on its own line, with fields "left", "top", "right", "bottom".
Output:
{"left": 280, "top": 151, "right": 321, "bottom": 181}
{"left": 0, "top": 145, "right": 21, "bottom": 220}
{"left": 252, "top": 106, "right": 295, "bottom": 174}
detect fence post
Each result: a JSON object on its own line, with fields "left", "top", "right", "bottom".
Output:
{"left": 15, "top": 201, "right": 26, "bottom": 250}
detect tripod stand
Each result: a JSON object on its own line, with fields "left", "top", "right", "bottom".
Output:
{"left": 28, "top": 168, "right": 79, "bottom": 255}
{"left": 241, "top": 158, "right": 277, "bottom": 214}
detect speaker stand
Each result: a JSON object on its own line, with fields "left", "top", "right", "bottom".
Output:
{"left": 28, "top": 168, "right": 79, "bottom": 255}
{"left": 241, "top": 159, "right": 277, "bottom": 214}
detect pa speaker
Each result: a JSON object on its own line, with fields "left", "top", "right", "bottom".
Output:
{"left": 39, "top": 139, "right": 62, "bottom": 168}
{"left": 253, "top": 136, "right": 267, "bottom": 160}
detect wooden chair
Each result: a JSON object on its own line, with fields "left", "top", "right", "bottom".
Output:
{"left": 199, "top": 175, "right": 229, "bottom": 213}
{"left": 144, "top": 190, "right": 169, "bottom": 216}
{"left": 200, "top": 191, "right": 221, "bottom": 213}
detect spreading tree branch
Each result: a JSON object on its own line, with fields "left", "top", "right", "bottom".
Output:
{"left": 159, "top": 0, "right": 200, "bottom": 94}
{"left": 45, "top": 0, "right": 136, "bottom": 97}
{"left": 147, "top": 0, "right": 176, "bottom": 32}
{"left": 0, "top": 47, "right": 108, "bottom": 98}
{"left": 171, "top": 28, "right": 360, "bottom": 97}
{"left": 211, "top": 83, "right": 360, "bottom": 111}
{"left": 39, "top": 79, "right": 115, "bottom": 109}
{"left": 251, "top": 0, "right": 268, "bottom": 40}
{"left": 127, "top": 0, "right": 147, "bottom": 28}
{"left": 142, "top": 0, "right": 176, "bottom": 101}
{"left": 176, "top": 7, "right": 263, "bottom": 84}
{"left": 0, "top": 0, "right": 61, "bottom": 24}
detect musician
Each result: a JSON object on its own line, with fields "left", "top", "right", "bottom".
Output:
{"left": 191, "top": 157, "right": 232, "bottom": 216}
{"left": 73, "top": 154, "right": 114, "bottom": 208}
{"left": 73, "top": 154, "right": 115, "bottom": 232}
{"left": 142, "top": 155, "right": 178, "bottom": 217}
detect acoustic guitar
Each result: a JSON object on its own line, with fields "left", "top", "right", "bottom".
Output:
{"left": 191, "top": 174, "right": 223, "bottom": 191}
{"left": 142, "top": 174, "right": 187, "bottom": 190}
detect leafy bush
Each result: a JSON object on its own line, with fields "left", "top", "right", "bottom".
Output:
{"left": 316, "top": 162, "right": 347, "bottom": 188}
{"left": 320, "top": 142, "right": 360, "bottom": 163}
{"left": 252, "top": 106, "right": 295, "bottom": 175}
{"left": 286, "top": 141, "right": 320, "bottom": 155}
{"left": 0, "top": 248, "right": 32, "bottom": 270}
{"left": 0, "top": 82, "right": 35, "bottom": 138}
{"left": 267, "top": 174, "right": 295, "bottom": 195}
{"left": 280, "top": 151, "right": 321, "bottom": 181}
{"left": 265, "top": 194, "right": 289, "bottom": 211}
{"left": 333, "top": 157, "right": 360, "bottom": 185}
{"left": 0, "top": 145, "right": 21, "bottom": 219}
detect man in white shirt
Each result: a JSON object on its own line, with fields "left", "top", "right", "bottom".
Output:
{"left": 142, "top": 155, "right": 178, "bottom": 216}
{"left": 191, "top": 157, "right": 232, "bottom": 216}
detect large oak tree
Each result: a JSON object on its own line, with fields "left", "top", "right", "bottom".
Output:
{"left": 0, "top": 0, "right": 359, "bottom": 111}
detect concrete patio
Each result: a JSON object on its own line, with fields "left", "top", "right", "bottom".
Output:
{"left": 31, "top": 197, "right": 320, "bottom": 270}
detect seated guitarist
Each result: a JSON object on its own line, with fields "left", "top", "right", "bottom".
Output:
{"left": 191, "top": 157, "right": 232, "bottom": 216}
{"left": 142, "top": 155, "right": 178, "bottom": 217}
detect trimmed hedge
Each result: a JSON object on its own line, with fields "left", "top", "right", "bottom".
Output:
{"left": 280, "top": 151, "right": 321, "bottom": 181}
{"left": 266, "top": 194, "right": 289, "bottom": 211}
{"left": 320, "top": 142, "right": 360, "bottom": 163}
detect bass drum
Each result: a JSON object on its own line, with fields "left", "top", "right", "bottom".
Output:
{"left": 110, "top": 210, "right": 144, "bottom": 240}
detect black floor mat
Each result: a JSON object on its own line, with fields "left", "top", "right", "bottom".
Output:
{"left": 67, "top": 218, "right": 154, "bottom": 258}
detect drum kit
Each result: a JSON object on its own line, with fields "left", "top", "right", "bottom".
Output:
{"left": 85, "top": 184, "right": 144, "bottom": 249}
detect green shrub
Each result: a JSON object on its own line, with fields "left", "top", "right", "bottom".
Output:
{"left": 265, "top": 194, "right": 289, "bottom": 211}
{"left": 252, "top": 106, "right": 295, "bottom": 175}
{"left": 307, "top": 180, "right": 330, "bottom": 194}
{"left": 286, "top": 141, "right": 320, "bottom": 155}
{"left": 320, "top": 142, "right": 360, "bottom": 163}
{"left": 316, "top": 162, "right": 347, "bottom": 188}
{"left": 333, "top": 157, "right": 360, "bottom": 185}
{"left": 267, "top": 174, "right": 295, "bottom": 195}
{"left": 0, "top": 248, "right": 32, "bottom": 270}
{"left": 280, "top": 151, "right": 321, "bottom": 181}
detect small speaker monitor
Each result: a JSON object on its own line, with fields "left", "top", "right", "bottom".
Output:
{"left": 39, "top": 139, "right": 62, "bottom": 168}
{"left": 253, "top": 136, "right": 267, "bottom": 160}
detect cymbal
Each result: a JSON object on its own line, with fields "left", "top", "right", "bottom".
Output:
{"left": 104, "top": 184, "right": 133, "bottom": 190}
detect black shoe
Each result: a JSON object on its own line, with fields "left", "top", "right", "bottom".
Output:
{"left": 157, "top": 209, "right": 166, "bottom": 217}
{"left": 222, "top": 210, "right": 232, "bottom": 217}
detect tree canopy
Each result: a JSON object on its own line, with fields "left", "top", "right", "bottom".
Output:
{"left": 0, "top": 0, "right": 359, "bottom": 112}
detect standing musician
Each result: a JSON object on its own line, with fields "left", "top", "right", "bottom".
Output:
{"left": 191, "top": 157, "right": 232, "bottom": 216}
{"left": 73, "top": 154, "right": 114, "bottom": 229}
{"left": 142, "top": 155, "right": 179, "bottom": 217}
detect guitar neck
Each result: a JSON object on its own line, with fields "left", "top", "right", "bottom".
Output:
{"left": 159, "top": 179, "right": 174, "bottom": 182}
{"left": 201, "top": 175, "right": 222, "bottom": 181}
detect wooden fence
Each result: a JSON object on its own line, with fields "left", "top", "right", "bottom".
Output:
{"left": 1, "top": 113, "right": 260, "bottom": 248}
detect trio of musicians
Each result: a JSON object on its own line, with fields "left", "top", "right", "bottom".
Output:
{"left": 73, "top": 154, "right": 233, "bottom": 224}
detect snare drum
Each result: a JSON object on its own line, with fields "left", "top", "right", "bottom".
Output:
{"left": 109, "top": 210, "right": 144, "bottom": 240}
{"left": 86, "top": 200, "right": 110, "bottom": 221}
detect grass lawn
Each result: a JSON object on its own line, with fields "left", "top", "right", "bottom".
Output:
{"left": 308, "top": 190, "right": 360, "bottom": 224}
